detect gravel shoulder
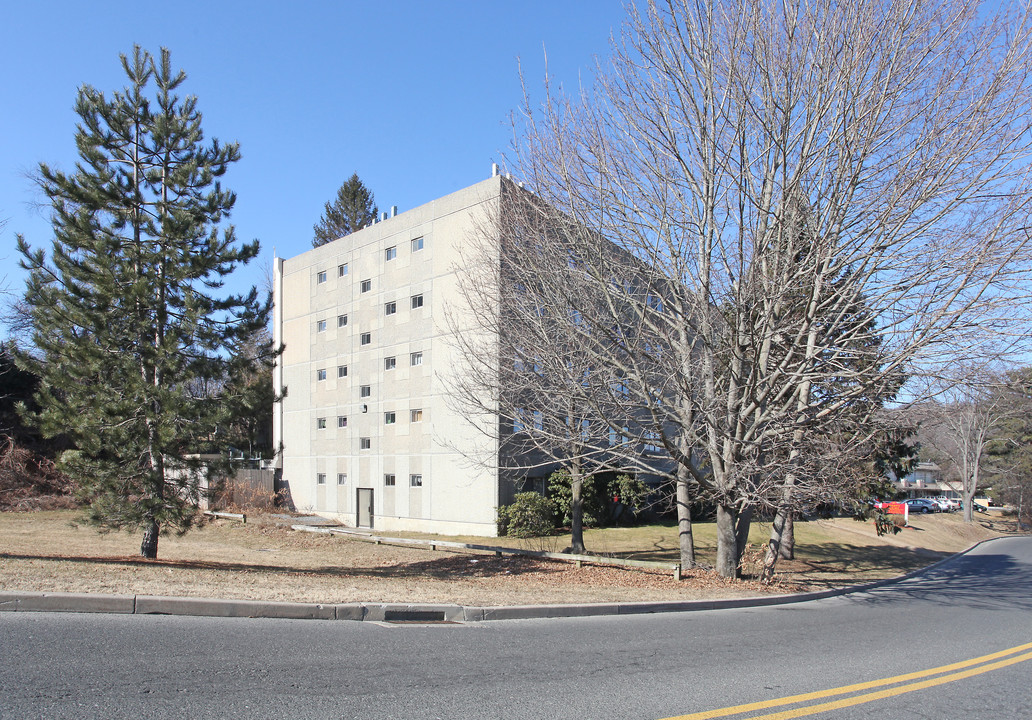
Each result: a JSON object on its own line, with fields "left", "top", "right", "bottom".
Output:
{"left": 0, "top": 510, "right": 1021, "bottom": 607}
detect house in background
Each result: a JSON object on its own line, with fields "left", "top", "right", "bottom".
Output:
{"left": 888, "top": 461, "right": 963, "bottom": 500}
{"left": 273, "top": 171, "right": 522, "bottom": 536}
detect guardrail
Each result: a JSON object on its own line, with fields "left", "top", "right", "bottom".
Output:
{"left": 292, "top": 525, "right": 683, "bottom": 580}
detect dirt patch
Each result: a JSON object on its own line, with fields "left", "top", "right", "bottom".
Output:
{"left": 0, "top": 511, "right": 1022, "bottom": 606}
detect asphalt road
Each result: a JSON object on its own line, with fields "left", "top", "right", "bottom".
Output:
{"left": 2, "top": 536, "right": 1031, "bottom": 720}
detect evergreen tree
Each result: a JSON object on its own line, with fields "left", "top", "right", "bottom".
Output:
{"left": 16, "top": 46, "right": 267, "bottom": 558}
{"left": 312, "top": 173, "right": 378, "bottom": 247}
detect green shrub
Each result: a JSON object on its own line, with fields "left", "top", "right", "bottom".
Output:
{"left": 497, "top": 492, "right": 556, "bottom": 537}
{"left": 548, "top": 469, "right": 604, "bottom": 527}
{"left": 548, "top": 470, "right": 651, "bottom": 527}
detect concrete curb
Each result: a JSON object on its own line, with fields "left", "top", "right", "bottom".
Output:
{"left": 0, "top": 537, "right": 1005, "bottom": 623}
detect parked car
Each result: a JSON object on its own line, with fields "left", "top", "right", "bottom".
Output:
{"left": 930, "top": 497, "right": 952, "bottom": 512}
{"left": 940, "top": 497, "right": 962, "bottom": 512}
{"left": 904, "top": 498, "right": 938, "bottom": 514}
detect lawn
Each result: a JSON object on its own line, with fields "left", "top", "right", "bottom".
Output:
{"left": 0, "top": 510, "right": 1020, "bottom": 607}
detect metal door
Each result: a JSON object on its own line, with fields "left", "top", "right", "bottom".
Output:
{"left": 357, "top": 488, "right": 373, "bottom": 528}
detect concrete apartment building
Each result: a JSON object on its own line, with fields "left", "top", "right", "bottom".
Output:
{"left": 273, "top": 174, "right": 509, "bottom": 536}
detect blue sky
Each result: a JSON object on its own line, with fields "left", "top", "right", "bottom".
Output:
{"left": 0, "top": 0, "right": 627, "bottom": 322}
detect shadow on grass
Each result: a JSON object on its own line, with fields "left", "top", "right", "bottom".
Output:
{"left": 0, "top": 551, "right": 577, "bottom": 582}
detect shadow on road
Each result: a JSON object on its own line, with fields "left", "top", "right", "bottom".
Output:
{"left": 846, "top": 544, "right": 1032, "bottom": 612}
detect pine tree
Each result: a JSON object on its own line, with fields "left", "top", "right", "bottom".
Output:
{"left": 312, "top": 173, "right": 378, "bottom": 247}
{"left": 16, "top": 46, "right": 267, "bottom": 558}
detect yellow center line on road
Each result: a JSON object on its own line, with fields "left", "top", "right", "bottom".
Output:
{"left": 660, "top": 641, "right": 1032, "bottom": 720}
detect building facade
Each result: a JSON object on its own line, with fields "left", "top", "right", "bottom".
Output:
{"left": 273, "top": 175, "right": 507, "bottom": 536}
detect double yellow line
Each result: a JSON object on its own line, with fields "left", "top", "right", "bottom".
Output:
{"left": 662, "top": 641, "right": 1032, "bottom": 720}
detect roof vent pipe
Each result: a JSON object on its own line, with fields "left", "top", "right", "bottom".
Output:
{"left": 491, "top": 163, "right": 499, "bottom": 177}
{"left": 391, "top": 205, "right": 398, "bottom": 217}
{"left": 380, "top": 211, "right": 388, "bottom": 222}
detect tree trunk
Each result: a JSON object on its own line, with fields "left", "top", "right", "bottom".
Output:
{"left": 675, "top": 472, "right": 696, "bottom": 568}
{"left": 735, "top": 505, "right": 754, "bottom": 562}
{"left": 140, "top": 518, "right": 159, "bottom": 558}
{"left": 780, "top": 512, "right": 795, "bottom": 560}
{"left": 569, "top": 462, "right": 586, "bottom": 555}
{"left": 715, "top": 504, "right": 740, "bottom": 578}
{"left": 762, "top": 507, "right": 791, "bottom": 583}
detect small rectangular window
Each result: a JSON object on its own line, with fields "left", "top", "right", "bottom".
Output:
{"left": 385, "top": 246, "right": 397, "bottom": 261}
{"left": 316, "top": 369, "right": 327, "bottom": 381}
{"left": 317, "top": 417, "right": 326, "bottom": 429}
{"left": 384, "top": 301, "right": 397, "bottom": 316}
{"left": 410, "top": 409, "right": 423, "bottom": 422}
{"left": 337, "top": 415, "right": 348, "bottom": 428}
{"left": 360, "top": 385, "right": 371, "bottom": 398}
{"left": 317, "top": 271, "right": 327, "bottom": 284}
{"left": 384, "top": 473, "right": 396, "bottom": 486}
{"left": 360, "top": 437, "right": 371, "bottom": 449}
{"left": 317, "top": 319, "right": 327, "bottom": 332}
{"left": 361, "top": 279, "right": 372, "bottom": 293}
{"left": 411, "top": 294, "right": 424, "bottom": 309}
{"left": 337, "top": 365, "right": 348, "bottom": 378}
{"left": 385, "top": 356, "right": 396, "bottom": 370}
{"left": 338, "top": 263, "right": 348, "bottom": 277}
{"left": 361, "top": 332, "right": 371, "bottom": 345}
{"left": 410, "top": 474, "right": 423, "bottom": 487}
{"left": 384, "top": 411, "right": 396, "bottom": 425}
{"left": 337, "top": 473, "right": 347, "bottom": 485}
{"left": 410, "top": 351, "right": 423, "bottom": 366}
{"left": 317, "top": 473, "right": 326, "bottom": 485}
{"left": 411, "top": 236, "right": 424, "bottom": 252}
{"left": 338, "top": 314, "right": 348, "bottom": 327}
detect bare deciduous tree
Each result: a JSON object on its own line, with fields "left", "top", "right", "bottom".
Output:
{"left": 502, "top": 0, "right": 1032, "bottom": 578}
{"left": 918, "top": 370, "right": 1017, "bottom": 522}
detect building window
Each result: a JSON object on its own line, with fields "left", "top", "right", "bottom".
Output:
{"left": 360, "top": 332, "right": 371, "bottom": 345}
{"left": 317, "top": 473, "right": 326, "bottom": 485}
{"left": 360, "top": 385, "right": 371, "bottom": 397}
{"left": 316, "top": 369, "right": 327, "bottom": 381}
{"left": 410, "top": 351, "right": 423, "bottom": 366}
{"left": 386, "top": 246, "right": 397, "bottom": 261}
{"left": 385, "top": 356, "right": 396, "bottom": 370}
{"left": 411, "top": 236, "right": 424, "bottom": 252}
{"left": 317, "top": 319, "right": 327, "bottom": 332}
{"left": 384, "top": 301, "right": 397, "bottom": 316}
{"left": 338, "top": 263, "right": 348, "bottom": 277}
{"left": 384, "top": 473, "right": 396, "bottom": 486}
{"left": 337, "top": 473, "right": 347, "bottom": 485}
{"left": 317, "top": 271, "right": 327, "bottom": 284}
{"left": 410, "top": 474, "right": 423, "bottom": 487}
{"left": 410, "top": 408, "right": 423, "bottom": 422}
{"left": 411, "top": 294, "right": 424, "bottom": 309}
{"left": 360, "top": 437, "right": 371, "bottom": 449}
{"left": 338, "top": 314, "right": 348, "bottom": 327}
{"left": 361, "top": 279, "right": 372, "bottom": 293}
{"left": 317, "top": 417, "right": 326, "bottom": 429}
{"left": 513, "top": 410, "right": 525, "bottom": 434}
{"left": 337, "top": 415, "right": 348, "bottom": 428}
{"left": 337, "top": 365, "right": 348, "bottom": 378}
{"left": 384, "top": 411, "right": 396, "bottom": 425}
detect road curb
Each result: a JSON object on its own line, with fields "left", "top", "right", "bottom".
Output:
{"left": 0, "top": 536, "right": 1007, "bottom": 623}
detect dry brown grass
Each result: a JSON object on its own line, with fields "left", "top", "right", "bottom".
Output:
{"left": 0, "top": 510, "right": 1021, "bottom": 607}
